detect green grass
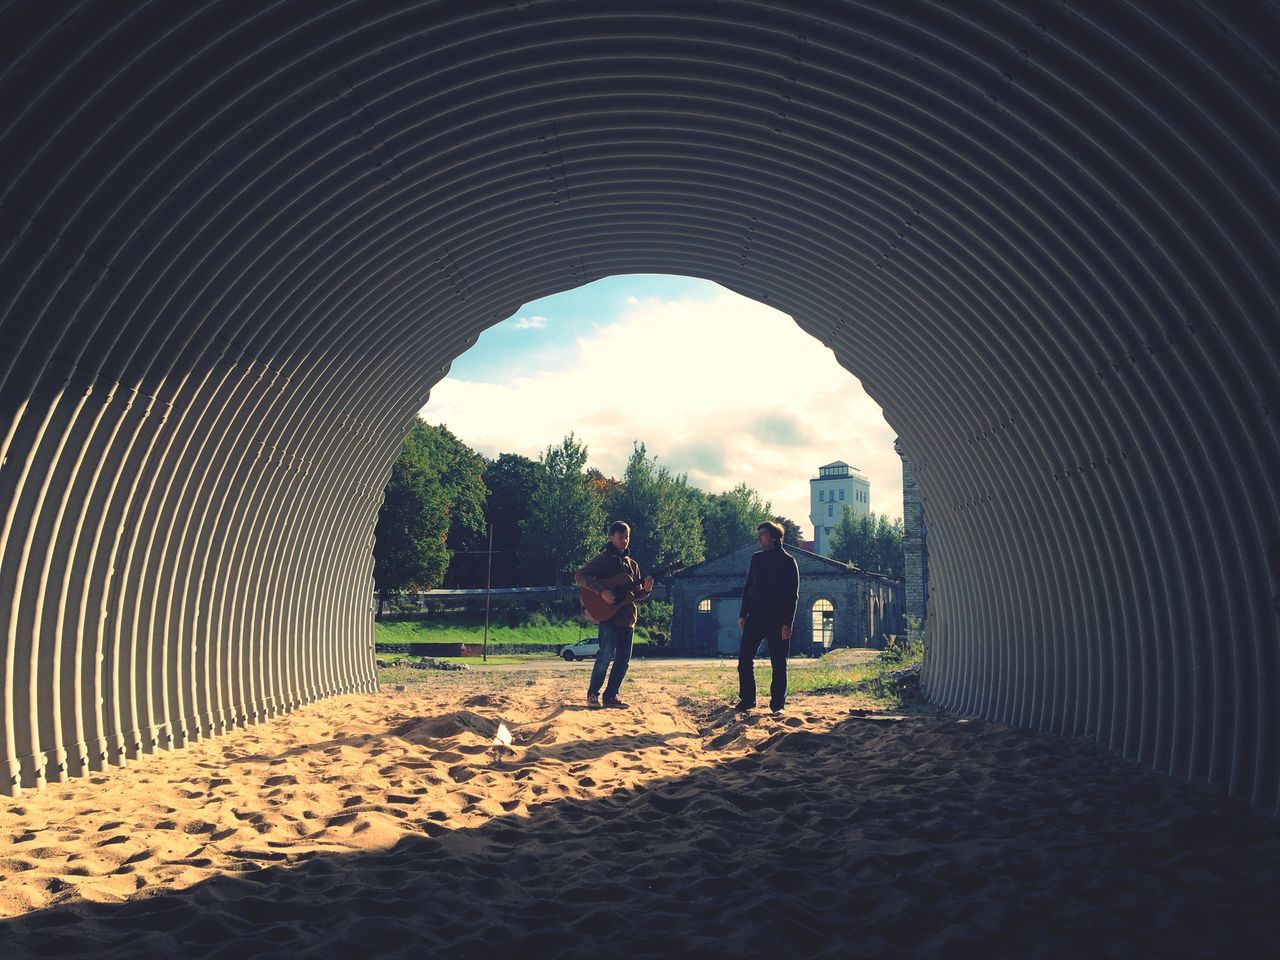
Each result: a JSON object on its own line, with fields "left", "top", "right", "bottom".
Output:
{"left": 374, "top": 617, "right": 671, "bottom": 649}
{"left": 375, "top": 619, "right": 595, "bottom": 647}
{"left": 710, "top": 646, "right": 925, "bottom": 708}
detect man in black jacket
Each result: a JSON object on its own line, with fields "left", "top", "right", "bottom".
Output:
{"left": 736, "top": 520, "right": 800, "bottom": 713}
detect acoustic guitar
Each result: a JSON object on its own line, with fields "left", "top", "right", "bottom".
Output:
{"left": 579, "top": 561, "right": 684, "bottom": 624}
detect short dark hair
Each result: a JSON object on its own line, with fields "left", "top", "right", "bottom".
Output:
{"left": 758, "top": 520, "right": 784, "bottom": 543}
{"left": 609, "top": 521, "right": 631, "bottom": 536}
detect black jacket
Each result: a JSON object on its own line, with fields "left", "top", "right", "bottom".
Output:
{"left": 738, "top": 546, "right": 800, "bottom": 626}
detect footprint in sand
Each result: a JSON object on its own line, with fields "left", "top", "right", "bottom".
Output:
{"left": 648, "top": 793, "right": 696, "bottom": 815}
{"left": 708, "top": 731, "right": 743, "bottom": 750}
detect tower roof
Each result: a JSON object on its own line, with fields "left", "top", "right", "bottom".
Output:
{"left": 812, "top": 460, "right": 868, "bottom": 481}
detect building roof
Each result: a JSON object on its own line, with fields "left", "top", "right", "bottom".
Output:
{"left": 811, "top": 460, "right": 867, "bottom": 481}
{"left": 673, "top": 540, "right": 901, "bottom": 581}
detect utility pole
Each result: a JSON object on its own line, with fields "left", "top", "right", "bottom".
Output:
{"left": 482, "top": 522, "right": 494, "bottom": 663}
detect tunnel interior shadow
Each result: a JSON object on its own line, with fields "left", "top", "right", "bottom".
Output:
{"left": 1, "top": 714, "right": 1278, "bottom": 959}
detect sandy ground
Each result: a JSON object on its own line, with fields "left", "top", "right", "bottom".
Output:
{"left": 1, "top": 660, "right": 1278, "bottom": 959}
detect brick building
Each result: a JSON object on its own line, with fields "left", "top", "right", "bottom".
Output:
{"left": 894, "top": 438, "right": 929, "bottom": 636}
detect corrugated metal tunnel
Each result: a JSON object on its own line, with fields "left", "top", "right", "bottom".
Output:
{"left": 1, "top": 1, "right": 1277, "bottom": 813}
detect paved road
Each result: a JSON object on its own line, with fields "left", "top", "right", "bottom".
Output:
{"left": 461, "top": 651, "right": 880, "bottom": 672}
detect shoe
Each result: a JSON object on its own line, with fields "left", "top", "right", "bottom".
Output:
{"left": 734, "top": 701, "right": 755, "bottom": 712}
{"left": 602, "top": 695, "right": 628, "bottom": 709}
{"left": 587, "top": 693, "right": 600, "bottom": 707}
{"left": 770, "top": 706, "right": 785, "bottom": 716}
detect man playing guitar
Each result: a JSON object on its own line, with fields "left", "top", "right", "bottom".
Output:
{"left": 574, "top": 521, "right": 654, "bottom": 708}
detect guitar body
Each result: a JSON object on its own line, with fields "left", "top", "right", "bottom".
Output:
{"left": 579, "top": 570, "right": 644, "bottom": 625}
{"left": 578, "top": 561, "right": 683, "bottom": 624}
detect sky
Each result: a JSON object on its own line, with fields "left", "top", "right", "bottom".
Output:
{"left": 419, "top": 275, "right": 903, "bottom": 539}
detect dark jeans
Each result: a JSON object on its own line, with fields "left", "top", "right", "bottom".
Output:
{"left": 738, "top": 619, "right": 789, "bottom": 710}
{"left": 589, "top": 620, "right": 634, "bottom": 698}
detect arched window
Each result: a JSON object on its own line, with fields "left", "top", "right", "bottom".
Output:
{"left": 811, "top": 598, "right": 835, "bottom": 649}
{"left": 698, "top": 597, "right": 712, "bottom": 613}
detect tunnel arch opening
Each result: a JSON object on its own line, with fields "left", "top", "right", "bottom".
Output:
{"left": 397, "top": 272, "right": 910, "bottom": 661}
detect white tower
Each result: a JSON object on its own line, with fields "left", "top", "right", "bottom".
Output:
{"left": 809, "top": 461, "right": 871, "bottom": 556}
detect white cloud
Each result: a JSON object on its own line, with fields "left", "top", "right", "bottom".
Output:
{"left": 420, "top": 290, "right": 903, "bottom": 536}
{"left": 625, "top": 295, "right": 640, "bottom": 305}
{"left": 511, "top": 315, "right": 547, "bottom": 330}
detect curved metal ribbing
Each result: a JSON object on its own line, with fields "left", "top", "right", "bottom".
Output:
{"left": 0, "top": 1, "right": 1277, "bottom": 811}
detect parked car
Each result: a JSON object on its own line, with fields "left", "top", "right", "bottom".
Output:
{"left": 559, "top": 637, "right": 600, "bottom": 661}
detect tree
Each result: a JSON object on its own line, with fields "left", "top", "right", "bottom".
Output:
{"left": 519, "top": 434, "right": 604, "bottom": 586}
{"left": 372, "top": 425, "right": 452, "bottom": 614}
{"left": 585, "top": 467, "right": 623, "bottom": 519}
{"left": 480, "top": 452, "right": 538, "bottom": 587}
{"left": 829, "top": 509, "right": 905, "bottom": 578}
{"left": 609, "top": 442, "right": 705, "bottom": 575}
{"left": 373, "top": 421, "right": 489, "bottom": 604}
{"left": 829, "top": 509, "right": 870, "bottom": 571}
{"left": 415, "top": 425, "right": 487, "bottom": 588}
{"left": 774, "top": 515, "right": 805, "bottom": 548}
{"left": 698, "top": 482, "right": 772, "bottom": 559}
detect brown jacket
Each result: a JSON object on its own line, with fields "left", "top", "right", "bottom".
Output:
{"left": 575, "top": 545, "right": 651, "bottom": 626}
